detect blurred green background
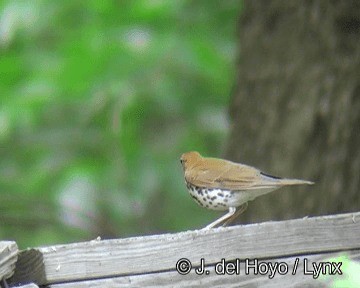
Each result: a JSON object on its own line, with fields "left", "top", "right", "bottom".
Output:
{"left": 0, "top": 0, "right": 242, "bottom": 248}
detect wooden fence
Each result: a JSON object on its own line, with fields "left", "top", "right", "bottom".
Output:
{"left": 1, "top": 212, "right": 360, "bottom": 287}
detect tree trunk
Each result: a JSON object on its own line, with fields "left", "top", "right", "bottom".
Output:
{"left": 225, "top": 0, "right": 360, "bottom": 224}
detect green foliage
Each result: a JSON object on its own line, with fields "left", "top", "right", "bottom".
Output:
{"left": 319, "top": 255, "right": 360, "bottom": 288}
{"left": 0, "top": 0, "right": 242, "bottom": 247}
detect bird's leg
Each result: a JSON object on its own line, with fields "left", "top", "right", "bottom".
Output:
{"left": 202, "top": 207, "right": 236, "bottom": 230}
{"left": 221, "top": 202, "right": 248, "bottom": 227}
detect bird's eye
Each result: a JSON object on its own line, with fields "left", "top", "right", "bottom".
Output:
{"left": 180, "top": 159, "right": 183, "bottom": 164}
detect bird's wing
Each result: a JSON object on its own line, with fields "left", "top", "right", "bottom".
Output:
{"left": 185, "top": 158, "right": 271, "bottom": 190}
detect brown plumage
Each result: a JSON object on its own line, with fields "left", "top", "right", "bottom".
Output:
{"left": 180, "top": 151, "right": 314, "bottom": 229}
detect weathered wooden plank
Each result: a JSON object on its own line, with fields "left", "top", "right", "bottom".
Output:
{"left": 48, "top": 250, "right": 360, "bottom": 288}
{"left": 0, "top": 241, "right": 18, "bottom": 280}
{"left": 10, "top": 212, "right": 360, "bottom": 285}
{"left": 14, "top": 284, "right": 39, "bottom": 288}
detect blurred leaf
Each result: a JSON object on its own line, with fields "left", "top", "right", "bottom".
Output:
{"left": 0, "top": 0, "right": 242, "bottom": 247}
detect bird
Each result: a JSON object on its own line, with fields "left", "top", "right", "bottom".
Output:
{"left": 180, "top": 151, "right": 314, "bottom": 229}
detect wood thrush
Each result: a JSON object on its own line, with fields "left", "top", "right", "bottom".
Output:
{"left": 180, "top": 151, "right": 314, "bottom": 229}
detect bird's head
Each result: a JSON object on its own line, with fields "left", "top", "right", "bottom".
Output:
{"left": 180, "top": 151, "right": 202, "bottom": 171}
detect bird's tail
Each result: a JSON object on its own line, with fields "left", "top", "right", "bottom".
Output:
{"left": 260, "top": 172, "right": 314, "bottom": 186}
{"left": 277, "top": 178, "right": 314, "bottom": 186}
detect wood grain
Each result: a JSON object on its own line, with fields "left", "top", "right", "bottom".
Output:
{"left": 48, "top": 250, "right": 360, "bottom": 288}
{"left": 0, "top": 241, "right": 18, "bottom": 280}
{"left": 10, "top": 212, "right": 360, "bottom": 286}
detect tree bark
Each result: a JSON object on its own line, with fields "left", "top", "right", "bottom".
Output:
{"left": 225, "top": 0, "right": 360, "bottom": 223}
